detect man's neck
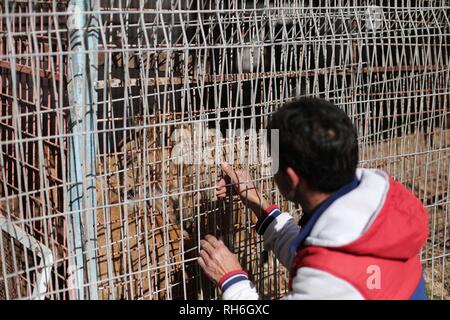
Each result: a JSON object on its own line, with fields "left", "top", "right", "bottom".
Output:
{"left": 298, "top": 191, "right": 331, "bottom": 215}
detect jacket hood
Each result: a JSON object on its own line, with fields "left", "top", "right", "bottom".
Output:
{"left": 304, "top": 169, "right": 429, "bottom": 260}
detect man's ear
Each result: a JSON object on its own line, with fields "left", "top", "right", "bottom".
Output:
{"left": 285, "top": 167, "right": 301, "bottom": 190}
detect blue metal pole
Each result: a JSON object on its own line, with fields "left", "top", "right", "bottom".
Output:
{"left": 66, "top": 0, "right": 99, "bottom": 300}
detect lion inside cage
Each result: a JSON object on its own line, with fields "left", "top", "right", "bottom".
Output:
{"left": 94, "top": 117, "right": 284, "bottom": 299}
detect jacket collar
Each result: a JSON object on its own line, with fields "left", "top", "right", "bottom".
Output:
{"left": 288, "top": 177, "right": 360, "bottom": 255}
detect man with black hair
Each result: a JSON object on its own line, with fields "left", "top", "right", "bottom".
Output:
{"left": 197, "top": 97, "right": 429, "bottom": 300}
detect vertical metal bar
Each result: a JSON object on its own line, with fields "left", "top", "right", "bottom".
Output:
{"left": 84, "top": 0, "right": 100, "bottom": 301}
{"left": 66, "top": 0, "right": 99, "bottom": 300}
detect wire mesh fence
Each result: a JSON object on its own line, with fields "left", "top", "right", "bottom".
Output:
{"left": 0, "top": 0, "right": 449, "bottom": 299}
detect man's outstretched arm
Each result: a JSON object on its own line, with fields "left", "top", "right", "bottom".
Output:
{"left": 216, "top": 162, "right": 300, "bottom": 268}
{"left": 197, "top": 163, "right": 300, "bottom": 299}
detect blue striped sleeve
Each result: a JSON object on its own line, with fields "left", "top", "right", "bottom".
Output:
{"left": 256, "top": 206, "right": 281, "bottom": 235}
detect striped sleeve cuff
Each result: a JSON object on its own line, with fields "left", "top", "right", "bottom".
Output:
{"left": 218, "top": 270, "right": 249, "bottom": 293}
{"left": 255, "top": 205, "right": 281, "bottom": 235}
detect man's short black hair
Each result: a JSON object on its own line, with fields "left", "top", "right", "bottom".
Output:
{"left": 267, "top": 97, "right": 358, "bottom": 193}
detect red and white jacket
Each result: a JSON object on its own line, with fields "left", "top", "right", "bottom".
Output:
{"left": 219, "top": 168, "right": 429, "bottom": 300}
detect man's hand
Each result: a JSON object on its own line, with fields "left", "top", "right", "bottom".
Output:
{"left": 215, "top": 162, "right": 270, "bottom": 218}
{"left": 198, "top": 235, "right": 242, "bottom": 284}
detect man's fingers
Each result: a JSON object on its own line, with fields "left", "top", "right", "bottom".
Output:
{"left": 199, "top": 250, "right": 211, "bottom": 264}
{"left": 204, "top": 234, "right": 221, "bottom": 248}
{"left": 216, "top": 188, "right": 226, "bottom": 194}
{"left": 197, "top": 256, "right": 206, "bottom": 269}
{"left": 200, "top": 239, "right": 216, "bottom": 256}
{"left": 215, "top": 187, "right": 227, "bottom": 194}
{"left": 216, "top": 189, "right": 227, "bottom": 198}
{"left": 220, "top": 162, "right": 233, "bottom": 176}
{"left": 216, "top": 178, "right": 227, "bottom": 190}
{"left": 220, "top": 162, "right": 239, "bottom": 184}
